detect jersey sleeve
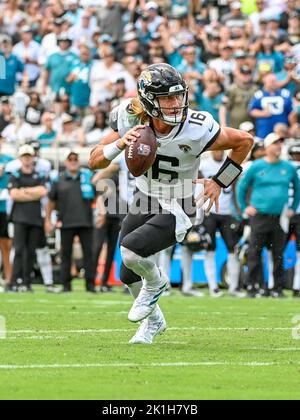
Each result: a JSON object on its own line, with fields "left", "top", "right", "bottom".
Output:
{"left": 109, "top": 99, "right": 141, "bottom": 137}
{"left": 109, "top": 105, "right": 119, "bottom": 132}
{"left": 194, "top": 112, "right": 221, "bottom": 157}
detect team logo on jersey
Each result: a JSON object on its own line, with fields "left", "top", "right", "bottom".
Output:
{"left": 179, "top": 144, "right": 192, "bottom": 153}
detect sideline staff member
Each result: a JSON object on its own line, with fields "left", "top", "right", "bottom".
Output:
{"left": 46, "top": 152, "right": 96, "bottom": 292}
{"left": 8, "top": 145, "right": 48, "bottom": 292}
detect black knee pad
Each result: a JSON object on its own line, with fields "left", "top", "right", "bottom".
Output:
{"left": 120, "top": 263, "right": 142, "bottom": 286}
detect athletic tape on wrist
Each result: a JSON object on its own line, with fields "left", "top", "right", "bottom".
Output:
{"left": 103, "top": 141, "right": 123, "bottom": 161}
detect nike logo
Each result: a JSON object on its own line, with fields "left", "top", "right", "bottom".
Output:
{"left": 208, "top": 123, "right": 214, "bottom": 132}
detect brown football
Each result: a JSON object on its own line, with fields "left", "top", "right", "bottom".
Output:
{"left": 125, "top": 126, "right": 157, "bottom": 177}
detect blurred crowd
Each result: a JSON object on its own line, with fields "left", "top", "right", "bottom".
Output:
{"left": 0, "top": 0, "right": 300, "bottom": 296}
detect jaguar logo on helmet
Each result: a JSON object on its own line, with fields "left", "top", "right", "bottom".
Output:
{"left": 137, "top": 63, "right": 189, "bottom": 127}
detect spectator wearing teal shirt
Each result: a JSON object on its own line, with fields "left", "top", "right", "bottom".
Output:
{"left": 276, "top": 56, "right": 300, "bottom": 97}
{"left": 199, "top": 82, "right": 224, "bottom": 122}
{"left": 67, "top": 45, "right": 92, "bottom": 113}
{"left": 0, "top": 37, "right": 24, "bottom": 96}
{"left": 0, "top": 140, "right": 14, "bottom": 288}
{"left": 177, "top": 46, "right": 206, "bottom": 108}
{"left": 43, "top": 34, "right": 79, "bottom": 96}
{"left": 237, "top": 133, "right": 300, "bottom": 297}
{"left": 256, "top": 35, "right": 284, "bottom": 74}
{"left": 37, "top": 112, "right": 57, "bottom": 149}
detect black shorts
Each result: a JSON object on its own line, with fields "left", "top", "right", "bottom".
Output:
{"left": 203, "top": 213, "right": 242, "bottom": 252}
{"left": 288, "top": 214, "right": 300, "bottom": 250}
{"left": 0, "top": 213, "right": 9, "bottom": 239}
{"left": 119, "top": 190, "right": 195, "bottom": 285}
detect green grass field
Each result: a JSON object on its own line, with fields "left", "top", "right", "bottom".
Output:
{"left": 0, "top": 284, "right": 300, "bottom": 400}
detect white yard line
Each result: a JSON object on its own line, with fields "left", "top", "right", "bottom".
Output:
{"left": 0, "top": 361, "right": 299, "bottom": 370}
{"left": 4, "top": 326, "right": 295, "bottom": 336}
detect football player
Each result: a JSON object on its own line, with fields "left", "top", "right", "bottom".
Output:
{"left": 89, "top": 63, "right": 253, "bottom": 344}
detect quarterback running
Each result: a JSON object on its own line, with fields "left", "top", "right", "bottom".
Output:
{"left": 89, "top": 63, "right": 253, "bottom": 344}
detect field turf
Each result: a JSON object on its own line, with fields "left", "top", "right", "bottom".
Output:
{"left": 0, "top": 284, "right": 300, "bottom": 400}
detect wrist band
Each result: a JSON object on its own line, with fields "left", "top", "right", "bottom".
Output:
{"left": 103, "top": 140, "right": 123, "bottom": 161}
{"left": 212, "top": 157, "right": 243, "bottom": 188}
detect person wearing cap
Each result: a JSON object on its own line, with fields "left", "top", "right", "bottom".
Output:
{"left": 42, "top": 33, "right": 79, "bottom": 96}
{"left": 7, "top": 145, "right": 48, "bottom": 292}
{"left": 286, "top": 142, "right": 300, "bottom": 297}
{"left": 237, "top": 133, "right": 300, "bottom": 298}
{"left": 249, "top": 73, "right": 297, "bottom": 139}
{"left": 65, "top": 0, "right": 83, "bottom": 26}
{"left": 143, "top": 2, "right": 163, "bottom": 34}
{"left": 39, "top": 18, "right": 66, "bottom": 65}
{"left": 0, "top": 36, "right": 24, "bottom": 97}
{"left": 46, "top": 152, "right": 96, "bottom": 293}
{"left": 220, "top": 65, "right": 258, "bottom": 128}
{"left": 12, "top": 26, "right": 42, "bottom": 87}
{"left": 221, "top": 2, "right": 248, "bottom": 29}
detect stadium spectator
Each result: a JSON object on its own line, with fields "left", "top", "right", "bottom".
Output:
{"left": 84, "top": 111, "right": 111, "bottom": 147}
{"left": 67, "top": 45, "right": 92, "bottom": 116}
{"left": 24, "top": 92, "right": 45, "bottom": 133}
{"left": 55, "top": 114, "right": 86, "bottom": 148}
{"left": 208, "top": 43, "right": 235, "bottom": 89}
{"left": 255, "top": 35, "right": 284, "bottom": 74}
{"left": 12, "top": 25, "right": 42, "bottom": 88}
{"left": 0, "top": 36, "right": 24, "bottom": 96}
{"left": 287, "top": 142, "right": 300, "bottom": 298}
{"left": 42, "top": 33, "right": 79, "bottom": 97}
{"left": 8, "top": 145, "right": 48, "bottom": 292}
{"left": 0, "top": 138, "right": 13, "bottom": 290}
{"left": 0, "top": 97, "right": 14, "bottom": 133}
{"left": 46, "top": 151, "right": 96, "bottom": 293}
{"left": 90, "top": 46, "right": 125, "bottom": 107}
{"left": 198, "top": 81, "right": 224, "bottom": 123}
{"left": 220, "top": 65, "right": 258, "bottom": 128}
{"left": 237, "top": 133, "right": 300, "bottom": 298}
{"left": 249, "top": 73, "right": 297, "bottom": 139}
{"left": 37, "top": 112, "right": 57, "bottom": 149}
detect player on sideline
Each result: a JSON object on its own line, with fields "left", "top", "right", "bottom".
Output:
{"left": 89, "top": 64, "right": 253, "bottom": 344}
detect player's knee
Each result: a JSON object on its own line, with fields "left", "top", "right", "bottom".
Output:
{"left": 120, "top": 246, "right": 140, "bottom": 270}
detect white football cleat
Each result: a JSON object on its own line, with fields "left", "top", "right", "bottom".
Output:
{"left": 210, "top": 288, "right": 224, "bottom": 298}
{"left": 128, "top": 270, "right": 168, "bottom": 323}
{"left": 182, "top": 289, "right": 204, "bottom": 298}
{"left": 129, "top": 305, "right": 167, "bottom": 344}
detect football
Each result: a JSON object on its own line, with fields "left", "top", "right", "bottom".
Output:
{"left": 125, "top": 126, "right": 157, "bottom": 177}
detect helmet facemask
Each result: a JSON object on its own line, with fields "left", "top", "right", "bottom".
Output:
{"left": 137, "top": 64, "right": 189, "bottom": 127}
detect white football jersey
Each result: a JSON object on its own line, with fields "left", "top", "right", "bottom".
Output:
{"left": 110, "top": 99, "right": 221, "bottom": 200}
{"left": 200, "top": 157, "right": 233, "bottom": 215}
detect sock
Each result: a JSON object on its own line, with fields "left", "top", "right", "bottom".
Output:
{"left": 36, "top": 248, "right": 53, "bottom": 286}
{"left": 127, "top": 281, "right": 143, "bottom": 299}
{"left": 181, "top": 246, "right": 193, "bottom": 292}
{"left": 267, "top": 251, "right": 274, "bottom": 290}
{"left": 204, "top": 251, "right": 218, "bottom": 291}
{"left": 159, "top": 247, "right": 173, "bottom": 277}
{"left": 227, "top": 253, "right": 240, "bottom": 293}
{"left": 294, "top": 252, "right": 300, "bottom": 291}
{"left": 121, "top": 246, "right": 162, "bottom": 288}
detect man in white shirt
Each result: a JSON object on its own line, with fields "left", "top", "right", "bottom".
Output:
{"left": 13, "top": 27, "right": 42, "bottom": 87}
